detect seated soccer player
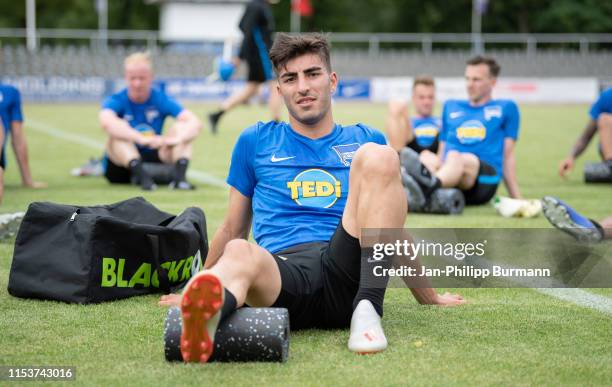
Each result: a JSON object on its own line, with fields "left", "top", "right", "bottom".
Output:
{"left": 0, "top": 82, "right": 46, "bottom": 191}
{"left": 386, "top": 75, "right": 441, "bottom": 170}
{"left": 558, "top": 87, "right": 612, "bottom": 179}
{"left": 159, "top": 33, "right": 464, "bottom": 362}
{"left": 542, "top": 196, "right": 611, "bottom": 243}
{"left": 403, "top": 56, "right": 522, "bottom": 205}
{"left": 99, "top": 52, "right": 202, "bottom": 191}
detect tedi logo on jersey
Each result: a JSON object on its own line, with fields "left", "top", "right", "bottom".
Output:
{"left": 332, "top": 143, "right": 360, "bottom": 166}
{"left": 134, "top": 123, "right": 156, "bottom": 137}
{"left": 456, "top": 120, "right": 486, "bottom": 144}
{"left": 287, "top": 169, "right": 341, "bottom": 208}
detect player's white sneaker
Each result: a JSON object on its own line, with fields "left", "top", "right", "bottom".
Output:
{"left": 348, "top": 300, "right": 387, "bottom": 354}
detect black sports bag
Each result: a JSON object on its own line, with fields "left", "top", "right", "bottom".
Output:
{"left": 8, "top": 197, "right": 208, "bottom": 304}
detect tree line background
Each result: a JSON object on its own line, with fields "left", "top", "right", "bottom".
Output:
{"left": 0, "top": 0, "right": 610, "bottom": 34}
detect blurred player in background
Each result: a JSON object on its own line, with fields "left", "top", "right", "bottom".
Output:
{"left": 386, "top": 75, "right": 441, "bottom": 154}
{"left": 0, "top": 82, "right": 47, "bottom": 192}
{"left": 386, "top": 75, "right": 442, "bottom": 180}
{"left": 558, "top": 87, "right": 612, "bottom": 178}
{"left": 207, "top": 0, "right": 281, "bottom": 134}
{"left": 403, "top": 56, "right": 522, "bottom": 205}
{"left": 99, "top": 52, "right": 202, "bottom": 191}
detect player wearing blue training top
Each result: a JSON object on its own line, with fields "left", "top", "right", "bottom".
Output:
{"left": 403, "top": 56, "right": 522, "bottom": 205}
{"left": 99, "top": 52, "right": 202, "bottom": 190}
{"left": 159, "top": 33, "right": 464, "bottom": 363}
{"left": 386, "top": 75, "right": 441, "bottom": 155}
{"left": 558, "top": 87, "right": 612, "bottom": 179}
{"left": 0, "top": 83, "right": 47, "bottom": 203}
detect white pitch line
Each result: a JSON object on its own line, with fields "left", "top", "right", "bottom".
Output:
{"left": 535, "top": 288, "right": 612, "bottom": 316}
{"left": 26, "top": 118, "right": 227, "bottom": 188}
{"left": 467, "top": 255, "right": 612, "bottom": 316}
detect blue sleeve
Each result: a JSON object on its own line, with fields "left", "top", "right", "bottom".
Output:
{"left": 159, "top": 93, "right": 184, "bottom": 118}
{"left": 589, "top": 89, "right": 612, "bottom": 120}
{"left": 9, "top": 88, "right": 23, "bottom": 122}
{"left": 439, "top": 102, "right": 449, "bottom": 142}
{"left": 503, "top": 101, "right": 520, "bottom": 140}
{"left": 371, "top": 128, "right": 387, "bottom": 145}
{"left": 227, "top": 125, "right": 258, "bottom": 198}
{"left": 101, "top": 93, "right": 124, "bottom": 114}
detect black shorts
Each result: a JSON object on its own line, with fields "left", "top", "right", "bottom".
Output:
{"left": 104, "top": 151, "right": 161, "bottom": 184}
{"left": 270, "top": 221, "right": 361, "bottom": 330}
{"left": 0, "top": 147, "right": 5, "bottom": 169}
{"left": 406, "top": 137, "right": 439, "bottom": 154}
{"left": 462, "top": 159, "right": 499, "bottom": 205}
{"left": 244, "top": 52, "right": 273, "bottom": 83}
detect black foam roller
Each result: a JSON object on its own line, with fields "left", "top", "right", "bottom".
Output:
{"left": 164, "top": 307, "right": 290, "bottom": 362}
{"left": 426, "top": 188, "right": 465, "bottom": 214}
{"left": 143, "top": 162, "right": 175, "bottom": 184}
{"left": 584, "top": 162, "right": 612, "bottom": 183}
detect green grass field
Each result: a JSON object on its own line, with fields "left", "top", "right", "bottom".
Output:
{"left": 0, "top": 102, "right": 611, "bottom": 386}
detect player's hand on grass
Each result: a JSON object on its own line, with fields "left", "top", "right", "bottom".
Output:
{"left": 435, "top": 291, "right": 466, "bottom": 306}
{"left": 24, "top": 181, "right": 47, "bottom": 189}
{"left": 559, "top": 157, "right": 574, "bottom": 178}
{"left": 159, "top": 293, "right": 182, "bottom": 307}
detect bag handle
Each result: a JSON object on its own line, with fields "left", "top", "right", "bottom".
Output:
{"left": 147, "top": 234, "right": 171, "bottom": 294}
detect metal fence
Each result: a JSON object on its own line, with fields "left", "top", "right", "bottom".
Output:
{"left": 1, "top": 28, "right": 612, "bottom": 55}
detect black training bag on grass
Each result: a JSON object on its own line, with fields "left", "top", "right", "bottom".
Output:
{"left": 8, "top": 197, "right": 207, "bottom": 304}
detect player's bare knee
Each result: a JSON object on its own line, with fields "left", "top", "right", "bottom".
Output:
{"left": 445, "top": 150, "right": 464, "bottom": 168}
{"left": 460, "top": 153, "right": 479, "bottom": 170}
{"left": 354, "top": 144, "right": 400, "bottom": 180}
{"left": 598, "top": 113, "right": 612, "bottom": 129}
{"left": 222, "top": 239, "right": 256, "bottom": 266}
{"left": 388, "top": 99, "right": 408, "bottom": 117}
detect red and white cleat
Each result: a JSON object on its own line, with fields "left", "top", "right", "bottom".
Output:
{"left": 180, "top": 272, "right": 224, "bottom": 363}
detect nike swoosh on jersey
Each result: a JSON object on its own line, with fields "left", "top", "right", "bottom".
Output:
{"left": 449, "top": 111, "right": 463, "bottom": 119}
{"left": 270, "top": 155, "right": 296, "bottom": 162}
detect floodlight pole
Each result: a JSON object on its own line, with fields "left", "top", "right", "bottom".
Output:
{"left": 26, "top": 0, "right": 37, "bottom": 52}
{"left": 290, "top": 0, "right": 300, "bottom": 33}
{"left": 97, "top": 0, "right": 108, "bottom": 52}
{"left": 471, "top": 0, "right": 484, "bottom": 54}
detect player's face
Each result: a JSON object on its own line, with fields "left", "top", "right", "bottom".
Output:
{"left": 412, "top": 84, "right": 435, "bottom": 117}
{"left": 276, "top": 53, "right": 337, "bottom": 127}
{"left": 125, "top": 62, "right": 153, "bottom": 103}
{"left": 465, "top": 64, "right": 496, "bottom": 104}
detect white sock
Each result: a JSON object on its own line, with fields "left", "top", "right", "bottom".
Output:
{"left": 348, "top": 299, "right": 387, "bottom": 354}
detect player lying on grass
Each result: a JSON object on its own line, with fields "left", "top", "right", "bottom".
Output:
{"left": 558, "top": 87, "right": 612, "bottom": 179}
{"left": 386, "top": 75, "right": 441, "bottom": 161}
{"left": 542, "top": 196, "right": 611, "bottom": 243}
{"left": 159, "top": 33, "right": 464, "bottom": 362}
{"left": 99, "top": 52, "right": 202, "bottom": 191}
{"left": 402, "top": 56, "right": 522, "bottom": 205}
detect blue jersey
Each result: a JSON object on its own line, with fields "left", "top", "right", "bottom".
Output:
{"left": 589, "top": 88, "right": 612, "bottom": 120}
{"left": 411, "top": 116, "right": 441, "bottom": 149}
{"left": 441, "top": 99, "right": 520, "bottom": 183}
{"left": 0, "top": 84, "right": 24, "bottom": 137}
{"left": 227, "top": 121, "right": 387, "bottom": 253}
{"left": 101, "top": 88, "right": 183, "bottom": 154}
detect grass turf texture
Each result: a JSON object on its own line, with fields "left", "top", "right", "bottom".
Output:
{"left": 0, "top": 102, "right": 611, "bottom": 386}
